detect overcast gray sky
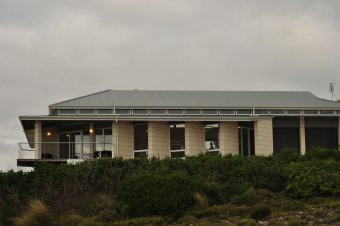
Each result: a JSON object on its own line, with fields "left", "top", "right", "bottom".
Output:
{"left": 1, "top": 0, "right": 340, "bottom": 171}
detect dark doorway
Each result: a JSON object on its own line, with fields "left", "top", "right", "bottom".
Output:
{"left": 238, "top": 122, "right": 255, "bottom": 156}
{"left": 273, "top": 127, "right": 300, "bottom": 153}
{"left": 305, "top": 128, "right": 338, "bottom": 151}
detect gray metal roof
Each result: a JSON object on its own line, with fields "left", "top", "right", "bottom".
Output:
{"left": 50, "top": 90, "right": 340, "bottom": 109}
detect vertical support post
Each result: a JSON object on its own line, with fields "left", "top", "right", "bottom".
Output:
{"left": 219, "top": 121, "right": 239, "bottom": 155}
{"left": 185, "top": 121, "right": 205, "bottom": 156}
{"left": 254, "top": 118, "right": 273, "bottom": 156}
{"left": 117, "top": 121, "right": 134, "bottom": 159}
{"left": 300, "top": 116, "right": 306, "bottom": 155}
{"left": 112, "top": 120, "right": 118, "bottom": 158}
{"left": 34, "top": 121, "right": 42, "bottom": 159}
{"left": 148, "top": 121, "right": 170, "bottom": 159}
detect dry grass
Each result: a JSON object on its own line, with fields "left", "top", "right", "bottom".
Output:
{"left": 13, "top": 199, "right": 55, "bottom": 226}
{"left": 193, "top": 192, "right": 209, "bottom": 208}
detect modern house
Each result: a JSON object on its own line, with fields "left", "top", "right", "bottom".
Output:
{"left": 18, "top": 90, "right": 340, "bottom": 166}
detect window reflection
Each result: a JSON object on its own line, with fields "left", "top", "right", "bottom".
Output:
{"left": 170, "top": 122, "right": 185, "bottom": 158}
{"left": 134, "top": 123, "right": 148, "bottom": 158}
{"left": 205, "top": 123, "right": 219, "bottom": 153}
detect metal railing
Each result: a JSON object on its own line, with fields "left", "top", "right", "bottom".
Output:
{"left": 18, "top": 142, "right": 113, "bottom": 160}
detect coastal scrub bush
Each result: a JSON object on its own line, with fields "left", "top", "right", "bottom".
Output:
{"left": 249, "top": 204, "right": 271, "bottom": 220}
{"left": 285, "top": 166, "right": 340, "bottom": 198}
{"left": 305, "top": 147, "right": 340, "bottom": 161}
{"left": 118, "top": 172, "right": 204, "bottom": 217}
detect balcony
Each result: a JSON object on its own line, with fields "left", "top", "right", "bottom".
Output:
{"left": 17, "top": 142, "right": 113, "bottom": 167}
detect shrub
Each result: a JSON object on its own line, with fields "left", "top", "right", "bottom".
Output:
{"left": 118, "top": 172, "right": 204, "bottom": 217}
{"left": 285, "top": 166, "right": 340, "bottom": 198}
{"left": 305, "top": 147, "right": 340, "bottom": 161}
{"left": 86, "top": 194, "right": 120, "bottom": 222}
{"left": 249, "top": 204, "right": 271, "bottom": 220}
{"left": 231, "top": 187, "right": 258, "bottom": 205}
{"left": 231, "top": 187, "right": 274, "bottom": 205}
{"left": 13, "top": 200, "right": 55, "bottom": 226}
{"left": 274, "top": 148, "right": 301, "bottom": 162}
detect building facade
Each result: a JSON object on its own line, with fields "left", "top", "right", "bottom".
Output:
{"left": 18, "top": 90, "right": 340, "bottom": 166}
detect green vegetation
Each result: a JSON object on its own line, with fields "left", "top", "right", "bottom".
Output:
{"left": 0, "top": 147, "right": 339, "bottom": 225}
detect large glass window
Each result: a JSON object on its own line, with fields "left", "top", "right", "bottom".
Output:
{"left": 82, "top": 130, "right": 91, "bottom": 159}
{"left": 95, "top": 128, "right": 112, "bottom": 158}
{"left": 205, "top": 123, "right": 219, "bottom": 153}
{"left": 59, "top": 132, "right": 81, "bottom": 159}
{"left": 134, "top": 123, "right": 148, "bottom": 158}
{"left": 58, "top": 124, "right": 112, "bottom": 160}
{"left": 170, "top": 122, "right": 185, "bottom": 158}
{"left": 238, "top": 122, "right": 255, "bottom": 156}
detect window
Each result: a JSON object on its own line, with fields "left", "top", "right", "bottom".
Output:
{"left": 150, "top": 109, "right": 166, "bottom": 115}
{"left": 167, "top": 109, "right": 184, "bottom": 115}
{"left": 97, "top": 109, "right": 113, "bottom": 115}
{"left": 115, "top": 109, "right": 131, "bottom": 115}
{"left": 255, "top": 109, "right": 269, "bottom": 115}
{"left": 336, "top": 110, "right": 340, "bottom": 115}
{"left": 132, "top": 109, "right": 149, "bottom": 115}
{"left": 82, "top": 130, "right": 91, "bottom": 159}
{"left": 319, "top": 110, "right": 334, "bottom": 115}
{"left": 185, "top": 109, "right": 201, "bottom": 115}
{"left": 94, "top": 128, "right": 112, "bottom": 158}
{"left": 58, "top": 109, "right": 77, "bottom": 115}
{"left": 202, "top": 109, "right": 218, "bottom": 115}
{"left": 170, "top": 122, "right": 185, "bottom": 158}
{"left": 220, "top": 109, "right": 235, "bottom": 115}
{"left": 286, "top": 110, "right": 302, "bottom": 115}
{"left": 50, "top": 109, "right": 58, "bottom": 115}
{"left": 134, "top": 123, "right": 148, "bottom": 149}
{"left": 79, "top": 109, "right": 95, "bottom": 115}
{"left": 270, "top": 109, "right": 285, "bottom": 115}
{"left": 304, "top": 110, "right": 318, "bottom": 115}
{"left": 236, "top": 109, "right": 252, "bottom": 115}
{"left": 205, "top": 123, "right": 219, "bottom": 153}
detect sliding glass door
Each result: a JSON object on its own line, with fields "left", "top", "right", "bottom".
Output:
{"left": 59, "top": 131, "right": 81, "bottom": 159}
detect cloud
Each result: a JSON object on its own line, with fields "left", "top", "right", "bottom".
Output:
{"left": 1, "top": 0, "right": 340, "bottom": 170}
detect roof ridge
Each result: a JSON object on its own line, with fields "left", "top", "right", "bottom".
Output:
{"left": 50, "top": 89, "right": 111, "bottom": 106}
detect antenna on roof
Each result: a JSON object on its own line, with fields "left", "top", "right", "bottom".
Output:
{"left": 329, "top": 82, "right": 335, "bottom": 100}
